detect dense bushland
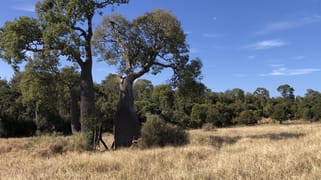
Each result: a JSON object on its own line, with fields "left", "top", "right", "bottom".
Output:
{"left": 1, "top": 70, "right": 320, "bottom": 138}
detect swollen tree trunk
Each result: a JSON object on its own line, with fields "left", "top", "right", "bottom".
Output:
{"left": 114, "top": 74, "right": 140, "bottom": 148}
{"left": 80, "top": 64, "right": 98, "bottom": 148}
{"left": 71, "top": 87, "right": 81, "bottom": 134}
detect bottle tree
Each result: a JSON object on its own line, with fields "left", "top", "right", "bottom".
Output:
{"left": 93, "top": 9, "right": 202, "bottom": 148}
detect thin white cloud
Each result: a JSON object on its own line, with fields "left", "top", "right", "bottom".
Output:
{"left": 13, "top": 4, "right": 35, "bottom": 12}
{"left": 270, "top": 64, "right": 284, "bottom": 68}
{"left": 257, "top": 14, "right": 321, "bottom": 34}
{"left": 246, "top": 40, "right": 287, "bottom": 50}
{"left": 248, "top": 55, "right": 256, "bottom": 59}
{"left": 260, "top": 65, "right": 320, "bottom": 76}
{"left": 203, "top": 33, "right": 223, "bottom": 38}
{"left": 291, "top": 56, "right": 306, "bottom": 60}
{"left": 190, "top": 48, "right": 199, "bottom": 54}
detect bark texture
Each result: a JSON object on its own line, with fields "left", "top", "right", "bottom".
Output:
{"left": 80, "top": 64, "right": 99, "bottom": 148}
{"left": 114, "top": 75, "right": 140, "bottom": 148}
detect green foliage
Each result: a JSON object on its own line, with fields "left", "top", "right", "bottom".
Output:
{"left": 0, "top": 17, "right": 42, "bottom": 70}
{"left": 225, "top": 88, "right": 245, "bottom": 103}
{"left": 302, "top": 107, "right": 313, "bottom": 121}
{"left": 19, "top": 59, "right": 61, "bottom": 132}
{"left": 277, "top": 84, "right": 295, "bottom": 100}
{"left": 134, "top": 79, "right": 153, "bottom": 101}
{"left": 272, "top": 103, "right": 290, "bottom": 123}
{"left": 93, "top": 9, "right": 192, "bottom": 83}
{"left": 0, "top": 77, "right": 36, "bottom": 137}
{"left": 0, "top": 64, "right": 81, "bottom": 137}
{"left": 34, "top": 0, "right": 130, "bottom": 61}
{"left": 254, "top": 87, "right": 270, "bottom": 99}
{"left": 263, "top": 102, "right": 274, "bottom": 118}
{"left": 206, "top": 104, "right": 232, "bottom": 127}
{"left": 233, "top": 110, "right": 259, "bottom": 125}
{"left": 135, "top": 101, "right": 159, "bottom": 115}
{"left": 176, "top": 59, "right": 206, "bottom": 104}
{"left": 151, "top": 84, "right": 174, "bottom": 115}
{"left": 69, "top": 133, "right": 92, "bottom": 152}
{"left": 190, "top": 104, "right": 208, "bottom": 128}
{"left": 3, "top": 68, "right": 321, "bottom": 137}
{"left": 298, "top": 89, "right": 321, "bottom": 122}
{"left": 140, "top": 114, "right": 188, "bottom": 148}
{"left": 95, "top": 74, "right": 120, "bottom": 132}
{"left": 172, "top": 110, "right": 190, "bottom": 128}
{"left": 56, "top": 66, "right": 81, "bottom": 133}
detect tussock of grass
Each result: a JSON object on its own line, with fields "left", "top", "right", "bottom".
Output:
{"left": 0, "top": 123, "right": 320, "bottom": 179}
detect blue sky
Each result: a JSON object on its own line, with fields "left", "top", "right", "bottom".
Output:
{"left": 1, "top": 0, "right": 321, "bottom": 97}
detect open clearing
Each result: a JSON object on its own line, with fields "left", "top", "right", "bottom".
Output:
{"left": 1, "top": 123, "right": 320, "bottom": 179}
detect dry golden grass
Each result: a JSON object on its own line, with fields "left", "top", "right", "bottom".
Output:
{"left": 0, "top": 123, "right": 320, "bottom": 180}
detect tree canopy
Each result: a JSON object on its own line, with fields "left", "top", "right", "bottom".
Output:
{"left": 93, "top": 9, "right": 189, "bottom": 80}
{"left": 277, "top": 84, "right": 295, "bottom": 100}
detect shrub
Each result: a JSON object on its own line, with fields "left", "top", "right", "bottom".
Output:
{"left": 172, "top": 110, "right": 190, "bottom": 128}
{"left": 140, "top": 114, "right": 188, "bottom": 148}
{"left": 190, "top": 104, "right": 208, "bottom": 128}
{"left": 271, "top": 103, "right": 289, "bottom": 124}
{"left": 233, "top": 110, "right": 259, "bottom": 125}
{"left": 69, "top": 133, "right": 92, "bottom": 151}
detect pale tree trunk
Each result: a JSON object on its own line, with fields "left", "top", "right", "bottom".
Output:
{"left": 114, "top": 74, "right": 140, "bottom": 148}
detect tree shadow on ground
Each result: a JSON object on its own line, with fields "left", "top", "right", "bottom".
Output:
{"left": 208, "top": 132, "right": 305, "bottom": 148}
{"left": 209, "top": 135, "right": 242, "bottom": 148}
{"left": 246, "top": 132, "right": 305, "bottom": 140}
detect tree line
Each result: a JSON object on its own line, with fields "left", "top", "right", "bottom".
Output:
{"left": 1, "top": 64, "right": 320, "bottom": 138}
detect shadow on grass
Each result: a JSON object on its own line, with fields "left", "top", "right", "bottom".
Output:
{"left": 208, "top": 132, "right": 305, "bottom": 148}
{"left": 247, "top": 132, "right": 305, "bottom": 140}
{"left": 209, "top": 136, "right": 242, "bottom": 148}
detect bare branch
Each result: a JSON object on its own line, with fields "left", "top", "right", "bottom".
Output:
{"left": 133, "top": 62, "right": 153, "bottom": 79}
{"left": 153, "top": 61, "right": 176, "bottom": 69}
{"left": 72, "top": 26, "right": 87, "bottom": 37}
{"left": 133, "top": 61, "right": 176, "bottom": 80}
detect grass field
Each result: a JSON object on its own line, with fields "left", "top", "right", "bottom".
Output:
{"left": 0, "top": 122, "right": 320, "bottom": 179}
